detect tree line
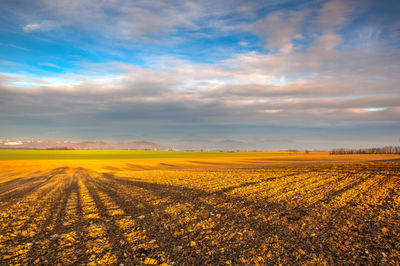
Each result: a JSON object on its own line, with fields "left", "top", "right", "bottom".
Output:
{"left": 330, "top": 146, "right": 400, "bottom": 154}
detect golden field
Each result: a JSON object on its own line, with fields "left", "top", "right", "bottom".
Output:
{"left": 0, "top": 153, "right": 399, "bottom": 264}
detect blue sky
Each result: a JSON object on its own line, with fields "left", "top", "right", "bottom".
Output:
{"left": 0, "top": 0, "right": 399, "bottom": 150}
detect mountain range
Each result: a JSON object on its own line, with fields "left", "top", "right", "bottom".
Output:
{"left": 0, "top": 139, "right": 165, "bottom": 150}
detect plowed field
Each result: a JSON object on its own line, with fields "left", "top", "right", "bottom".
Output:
{"left": 0, "top": 154, "right": 399, "bottom": 264}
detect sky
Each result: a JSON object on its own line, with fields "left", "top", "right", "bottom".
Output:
{"left": 0, "top": 0, "right": 399, "bottom": 150}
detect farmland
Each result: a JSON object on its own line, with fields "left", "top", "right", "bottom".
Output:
{"left": 0, "top": 152, "right": 399, "bottom": 264}
{"left": 0, "top": 150, "right": 286, "bottom": 161}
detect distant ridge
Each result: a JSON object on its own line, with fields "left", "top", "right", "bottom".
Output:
{"left": 114, "top": 140, "right": 165, "bottom": 150}
{"left": 0, "top": 139, "right": 166, "bottom": 150}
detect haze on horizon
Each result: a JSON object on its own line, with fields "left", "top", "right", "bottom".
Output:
{"left": 0, "top": 0, "right": 399, "bottom": 150}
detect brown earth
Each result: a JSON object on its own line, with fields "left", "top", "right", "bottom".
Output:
{"left": 0, "top": 155, "right": 399, "bottom": 264}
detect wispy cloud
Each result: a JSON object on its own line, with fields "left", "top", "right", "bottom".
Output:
{"left": 317, "top": 0, "right": 354, "bottom": 30}
{"left": 248, "top": 9, "right": 312, "bottom": 53}
{"left": 22, "top": 21, "right": 58, "bottom": 32}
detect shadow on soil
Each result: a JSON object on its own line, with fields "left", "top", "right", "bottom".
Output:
{"left": 1, "top": 163, "right": 398, "bottom": 264}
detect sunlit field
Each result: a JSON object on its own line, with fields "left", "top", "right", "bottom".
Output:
{"left": 0, "top": 152, "right": 399, "bottom": 264}
{"left": 0, "top": 150, "right": 287, "bottom": 161}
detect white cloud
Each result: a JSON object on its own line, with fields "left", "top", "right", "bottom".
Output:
{"left": 23, "top": 23, "right": 42, "bottom": 32}
{"left": 249, "top": 9, "right": 311, "bottom": 53}
{"left": 238, "top": 41, "right": 249, "bottom": 47}
{"left": 1, "top": 36, "right": 399, "bottom": 125}
{"left": 317, "top": 0, "right": 353, "bottom": 30}
{"left": 16, "top": 0, "right": 209, "bottom": 40}
{"left": 22, "top": 21, "right": 57, "bottom": 32}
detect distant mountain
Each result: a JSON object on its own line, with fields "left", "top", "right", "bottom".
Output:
{"left": 77, "top": 141, "right": 108, "bottom": 148}
{"left": 0, "top": 139, "right": 166, "bottom": 150}
{"left": 115, "top": 140, "right": 165, "bottom": 150}
{"left": 217, "top": 139, "right": 246, "bottom": 145}
{"left": 215, "top": 139, "right": 247, "bottom": 149}
{"left": 79, "top": 141, "right": 107, "bottom": 145}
